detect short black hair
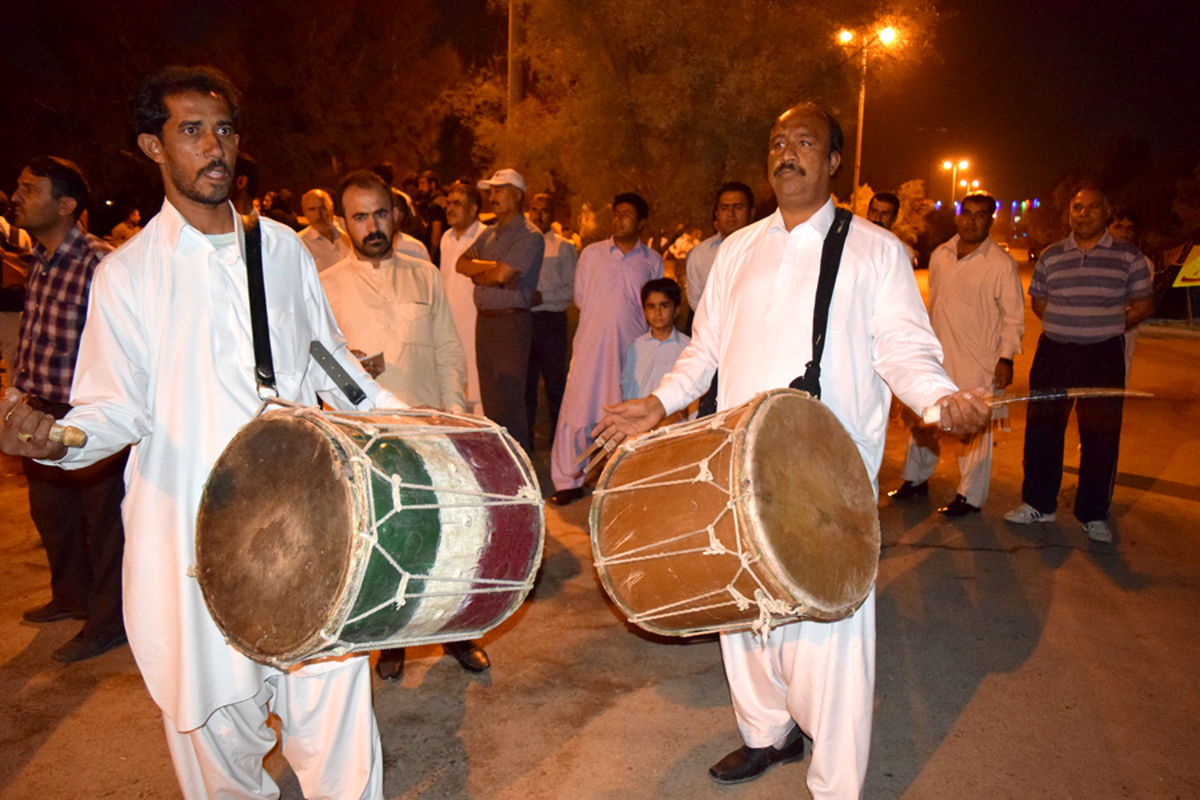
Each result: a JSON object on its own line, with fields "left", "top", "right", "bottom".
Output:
{"left": 337, "top": 170, "right": 392, "bottom": 208}
{"left": 1111, "top": 207, "right": 1137, "bottom": 225}
{"left": 23, "top": 156, "right": 90, "bottom": 221}
{"left": 714, "top": 181, "right": 755, "bottom": 217}
{"left": 641, "top": 277, "right": 681, "bottom": 307}
{"left": 371, "top": 162, "right": 396, "bottom": 186}
{"left": 447, "top": 181, "right": 482, "bottom": 213}
{"left": 133, "top": 65, "right": 241, "bottom": 138}
{"left": 960, "top": 193, "right": 997, "bottom": 215}
{"left": 870, "top": 192, "right": 900, "bottom": 212}
{"left": 777, "top": 102, "right": 844, "bottom": 157}
{"left": 235, "top": 151, "right": 259, "bottom": 199}
{"left": 613, "top": 192, "right": 649, "bottom": 221}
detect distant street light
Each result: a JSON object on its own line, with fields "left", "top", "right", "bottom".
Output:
{"left": 838, "top": 25, "right": 900, "bottom": 206}
{"left": 943, "top": 159, "right": 968, "bottom": 203}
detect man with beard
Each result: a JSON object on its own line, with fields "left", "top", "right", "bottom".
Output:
{"left": 298, "top": 188, "right": 350, "bottom": 272}
{"left": 320, "top": 170, "right": 488, "bottom": 680}
{"left": 889, "top": 193, "right": 1024, "bottom": 516}
{"left": 593, "top": 102, "right": 989, "bottom": 798}
{"left": 457, "top": 169, "right": 543, "bottom": 452}
{"left": 1005, "top": 185, "right": 1153, "bottom": 543}
{"left": 1, "top": 66, "right": 391, "bottom": 798}
{"left": 9, "top": 156, "right": 127, "bottom": 663}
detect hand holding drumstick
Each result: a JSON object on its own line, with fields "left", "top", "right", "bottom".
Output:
{"left": 1, "top": 388, "right": 86, "bottom": 459}
{"left": 578, "top": 395, "right": 668, "bottom": 474}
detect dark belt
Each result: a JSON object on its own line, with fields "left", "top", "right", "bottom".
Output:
{"left": 477, "top": 307, "right": 529, "bottom": 318}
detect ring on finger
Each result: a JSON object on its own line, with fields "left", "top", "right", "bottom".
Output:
{"left": 17, "top": 432, "right": 32, "bottom": 442}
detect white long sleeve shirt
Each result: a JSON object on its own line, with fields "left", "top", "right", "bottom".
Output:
{"left": 653, "top": 199, "right": 956, "bottom": 489}
{"left": 55, "top": 199, "right": 398, "bottom": 730}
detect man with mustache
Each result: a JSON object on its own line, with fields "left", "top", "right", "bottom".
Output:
{"left": 1, "top": 66, "right": 393, "bottom": 798}
{"left": 594, "top": 102, "right": 989, "bottom": 798}
{"left": 298, "top": 187, "right": 350, "bottom": 272}
{"left": 457, "top": 168, "right": 543, "bottom": 452}
{"left": 8, "top": 156, "right": 127, "bottom": 664}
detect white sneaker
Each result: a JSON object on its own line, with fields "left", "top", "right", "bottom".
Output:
{"left": 1083, "top": 520, "right": 1113, "bottom": 543}
{"left": 1004, "top": 503, "right": 1057, "bottom": 524}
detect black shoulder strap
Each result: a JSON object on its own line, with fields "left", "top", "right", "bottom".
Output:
{"left": 242, "top": 214, "right": 276, "bottom": 396}
{"left": 789, "top": 206, "right": 853, "bottom": 400}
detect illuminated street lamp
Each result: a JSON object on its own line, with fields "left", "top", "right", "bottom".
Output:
{"left": 838, "top": 25, "right": 900, "bottom": 206}
{"left": 943, "top": 159, "right": 968, "bottom": 202}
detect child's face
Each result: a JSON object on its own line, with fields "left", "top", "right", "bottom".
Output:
{"left": 643, "top": 291, "right": 677, "bottom": 332}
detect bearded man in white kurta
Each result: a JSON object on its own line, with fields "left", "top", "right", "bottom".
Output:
{"left": 594, "top": 103, "right": 990, "bottom": 799}
{"left": 894, "top": 193, "right": 1024, "bottom": 516}
{"left": 1, "top": 67, "right": 392, "bottom": 799}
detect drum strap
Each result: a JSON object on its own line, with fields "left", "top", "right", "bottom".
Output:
{"left": 789, "top": 206, "right": 853, "bottom": 400}
{"left": 242, "top": 214, "right": 277, "bottom": 397}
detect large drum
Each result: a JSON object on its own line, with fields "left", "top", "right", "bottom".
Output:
{"left": 196, "top": 404, "right": 544, "bottom": 667}
{"left": 590, "top": 388, "right": 878, "bottom": 637}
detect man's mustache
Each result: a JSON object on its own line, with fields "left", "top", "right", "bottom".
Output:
{"left": 199, "top": 160, "right": 230, "bottom": 178}
{"left": 364, "top": 233, "right": 388, "bottom": 244}
{"left": 773, "top": 163, "right": 805, "bottom": 178}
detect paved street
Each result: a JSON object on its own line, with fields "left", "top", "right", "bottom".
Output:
{"left": 2, "top": 264, "right": 1198, "bottom": 798}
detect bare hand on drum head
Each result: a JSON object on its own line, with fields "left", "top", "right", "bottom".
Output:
{"left": 929, "top": 388, "right": 990, "bottom": 436}
{"left": 589, "top": 396, "right": 667, "bottom": 453}
{"left": 0, "top": 389, "right": 68, "bottom": 460}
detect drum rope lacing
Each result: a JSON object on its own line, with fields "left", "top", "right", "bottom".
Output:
{"left": 593, "top": 431, "right": 806, "bottom": 638}
{"left": 290, "top": 406, "right": 542, "bottom": 652}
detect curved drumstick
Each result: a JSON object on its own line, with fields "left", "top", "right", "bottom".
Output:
{"left": 922, "top": 388, "right": 1153, "bottom": 425}
{"left": 49, "top": 424, "right": 88, "bottom": 448}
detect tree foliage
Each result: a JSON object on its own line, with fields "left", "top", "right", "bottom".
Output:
{"left": 452, "top": 0, "right": 938, "bottom": 236}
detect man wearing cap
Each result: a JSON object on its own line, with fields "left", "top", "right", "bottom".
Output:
{"left": 457, "top": 169, "right": 543, "bottom": 452}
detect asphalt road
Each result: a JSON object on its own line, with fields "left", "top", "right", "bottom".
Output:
{"left": 2, "top": 266, "right": 1198, "bottom": 798}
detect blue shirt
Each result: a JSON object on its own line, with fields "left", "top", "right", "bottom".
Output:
{"left": 621, "top": 327, "right": 690, "bottom": 400}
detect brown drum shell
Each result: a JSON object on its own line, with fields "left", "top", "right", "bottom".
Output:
{"left": 590, "top": 389, "right": 879, "bottom": 637}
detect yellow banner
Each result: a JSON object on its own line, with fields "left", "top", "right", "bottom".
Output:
{"left": 1173, "top": 245, "right": 1200, "bottom": 288}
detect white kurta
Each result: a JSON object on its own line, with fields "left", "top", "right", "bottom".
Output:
{"left": 321, "top": 252, "right": 467, "bottom": 413}
{"left": 653, "top": 199, "right": 956, "bottom": 800}
{"left": 901, "top": 235, "right": 1024, "bottom": 505}
{"left": 684, "top": 232, "right": 722, "bottom": 310}
{"left": 298, "top": 223, "right": 351, "bottom": 273}
{"left": 54, "top": 200, "right": 398, "bottom": 732}
{"left": 438, "top": 220, "right": 483, "bottom": 413}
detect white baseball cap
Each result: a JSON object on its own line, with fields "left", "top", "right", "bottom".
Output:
{"left": 477, "top": 168, "right": 526, "bottom": 192}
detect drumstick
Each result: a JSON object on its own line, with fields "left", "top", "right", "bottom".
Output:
{"left": 50, "top": 424, "right": 88, "bottom": 448}
{"left": 577, "top": 436, "right": 616, "bottom": 476}
{"left": 922, "top": 388, "right": 1153, "bottom": 425}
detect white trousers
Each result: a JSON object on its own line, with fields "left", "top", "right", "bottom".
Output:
{"left": 900, "top": 423, "right": 993, "bottom": 507}
{"left": 164, "top": 656, "right": 384, "bottom": 800}
{"left": 719, "top": 589, "right": 876, "bottom": 800}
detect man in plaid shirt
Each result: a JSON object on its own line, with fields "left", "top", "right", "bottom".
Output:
{"left": 10, "top": 156, "right": 127, "bottom": 662}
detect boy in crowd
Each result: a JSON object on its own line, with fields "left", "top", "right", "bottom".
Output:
{"left": 621, "top": 279, "right": 691, "bottom": 422}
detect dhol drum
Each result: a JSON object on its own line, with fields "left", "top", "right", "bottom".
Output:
{"left": 196, "top": 403, "right": 544, "bottom": 667}
{"left": 590, "top": 388, "right": 879, "bottom": 637}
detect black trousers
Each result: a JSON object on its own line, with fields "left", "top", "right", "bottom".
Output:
{"left": 1021, "top": 334, "right": 1125, "bottom": 522}
{"left": 525, "top": 310, "right": 568, "bottom": 444}
{"left": 23, "top": 399, "right": 127, "bottom": 636}
{"left": 476, "top": 310, "right": 533, "bottom": 453}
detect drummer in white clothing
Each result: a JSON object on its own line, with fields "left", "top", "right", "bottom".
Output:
{"left": 594, "top": 102, "right": 990, "bottom": 799}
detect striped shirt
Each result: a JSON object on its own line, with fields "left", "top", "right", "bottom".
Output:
{"left": 14, "top": 225, "right": 112, "bottom": 402}
{"left": 1029, "top": 232, "right": 1151, "bottom": 344}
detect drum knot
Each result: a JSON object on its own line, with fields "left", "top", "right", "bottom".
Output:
{"left": 392, "top": 572, "right": 411, "bottom": 609}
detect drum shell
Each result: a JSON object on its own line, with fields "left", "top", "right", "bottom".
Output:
{"left": 590, "top": 389, "right": 879, "bottom": 637}
{"left": 196, "top": 407, "right": 544, "bottom": 667}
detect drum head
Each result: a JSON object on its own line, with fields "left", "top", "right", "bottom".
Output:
{"left": 196, "top": 415, "right": 355, "bottom": 662}
{"left": 744, "top": 391, "right": 879, "bottom": 619}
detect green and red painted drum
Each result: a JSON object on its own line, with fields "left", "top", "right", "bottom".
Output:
{"left": 195, "top": 404, "right": 544, "bottom": 667}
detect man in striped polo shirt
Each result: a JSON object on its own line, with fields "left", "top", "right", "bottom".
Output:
{"left": 1004, "top": 185, "right": 1153, "bottom": 543}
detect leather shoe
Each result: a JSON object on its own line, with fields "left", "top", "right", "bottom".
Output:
{"left": 52, "top": 629, "right": 126, "bottom": 663}
{"left": 444, "top": 640, "right": 490, "bottom": 673}
{"left": 887, "top": 480, "right": 928, "bottom": 500}
{"left": 375, "top": 648, "right": 405, "bottom": 681}
{"left": 709, "top": 728, "right": 806, "bottom": 785}
{"left": 549, "top": 487, "right": 585, "bottom": 506}
{"left": 23, "top": 601, "right": 87, "bottom": 624}
{"left": 938, "top": 494, "right": 981, "bottom": 517}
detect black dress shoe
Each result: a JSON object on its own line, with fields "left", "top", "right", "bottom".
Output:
{"left": 444, "top": 640, "right": 490, "bottom": 673}
{"left": 23, "top": 601, "right": 87, "bottom": 624}
{"left": 709, "top": 728, "right": 806, "bottom": 785}
{"left": 549, "top": 487, "right": 585, "bottom": 506}
{"left": 375, "top": 648, "right": 405, "bottom": 681}
{"left": 938, "top": 494, "right": 981, "bottom": 517}
{"left": 52, "top": 629, "right": 126, "bottom": 663}
{"left": 887, "top": 480, "right": 928, "bottom": 500}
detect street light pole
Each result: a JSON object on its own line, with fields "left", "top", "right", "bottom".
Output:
{"left": 852, "top": 46, "right": 867, "bottom": 207}
{"left": 942, "top": 159, "right": 968, "bottom": 204}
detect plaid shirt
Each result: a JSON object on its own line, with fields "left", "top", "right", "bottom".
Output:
{"left": 14, "top": 226, "right": 112, "bottom": 403}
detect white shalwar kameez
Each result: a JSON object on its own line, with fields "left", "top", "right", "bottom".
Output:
{"left": 652, "top": 199, "right": 956, "bottom": 799}
{"left": 52, "top": 200, "right": 393, "bottom": 799}
{"left": 438, "top": 220, "right": 483, "bottom": 413}
{"left": 899, "top": 235, "right": 1023, "bottom": 507}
